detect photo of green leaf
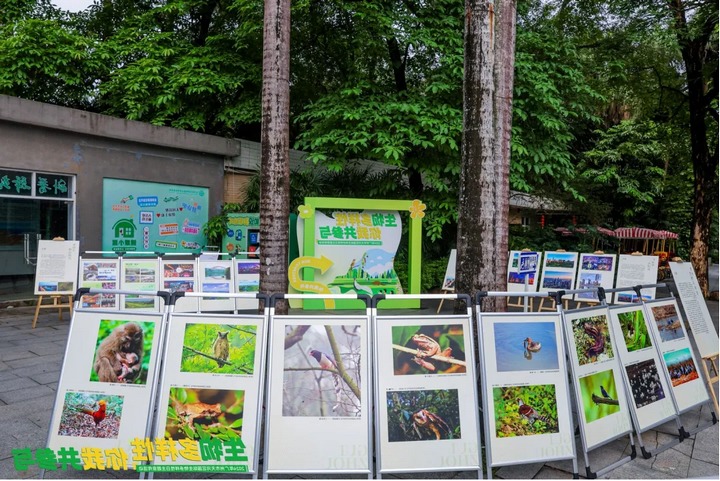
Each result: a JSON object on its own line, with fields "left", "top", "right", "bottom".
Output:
{"left": 617, "top": 309, "right": 652, "bottom": 352}
{"left": 181, "top": 323, "right": 257, "bottom": 375}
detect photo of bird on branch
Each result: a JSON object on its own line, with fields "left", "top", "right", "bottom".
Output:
{"left": 180, "top": 323, "right": 257, "bottom": 375}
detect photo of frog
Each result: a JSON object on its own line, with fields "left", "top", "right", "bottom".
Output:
{"left": 164, "top": 387, "right": 244, "bottom": 441}
{"left": 391, "top": 325, "right": 467, "bottom": 375}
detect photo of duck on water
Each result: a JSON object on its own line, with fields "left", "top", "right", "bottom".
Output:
{"left": 493, "top": 321, "right": 559, "bottom": 372}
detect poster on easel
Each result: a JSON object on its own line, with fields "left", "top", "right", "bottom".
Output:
{"left": 161, "top": 259, "right": 199, "bottom": 312}
{"left": 440, "top": 249, "right": 457, "bottom": 291}
{"left": 669, "top": 261, "right": 719, "bottom": 359}
{"left": 79, "top": 257, "right": 120, "bottom": 309}
{"left": 644, "top": 298, "right": 710, "bottom": 412}
{"left": 47, "top": 310, "right": 164, "bottom": 458}
{"left": 538, "top": 251, "right": 578, "bottom": 300}
{"left": 478, "top": 312, "right": 575, "bottom": 466}
{"left": 120, "top": 258, "right": 161, "bottom": 311}
{"left": 614, "top": 255, "right": 659, "bottom": 303}
{"left": 374, "top": 315, "right": 481, "bottom": 472}
{"left": 507, "top": 251, "right": 541, "bottom": 293}
{"left": 607, "top": 305, "right": 676, "bottom": 430}
{"left": 198, "top": 258, "right": 235, "bottom": 311}
{"left": 152, "top": 309, "right": 267, "bottom": 473}
{"left": 235, "top": 259, "right": 260, "bottom": 310}
{"left": 562, "top": 307, "right": 632, "bottom": 450}
{"left": 574, "top": 253, "right": 617, "bottom": 302}
{"left": 34, "top": 240, "right": 80, "bottom": 295}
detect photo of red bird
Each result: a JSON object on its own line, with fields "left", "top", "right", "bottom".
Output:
{"left": 58, "top": 393, "right": 123, "bottom": 439}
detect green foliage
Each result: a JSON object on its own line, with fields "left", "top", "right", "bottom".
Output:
{"left": 180, "top": 323, "right": 256, "bottom": 375}
{"left": 617, "top": 310, "right": 652, "bottom": 352}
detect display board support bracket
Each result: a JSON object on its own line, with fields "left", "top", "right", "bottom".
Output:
{"left": 32, "top": 294, "right": 73, "bottom": 328}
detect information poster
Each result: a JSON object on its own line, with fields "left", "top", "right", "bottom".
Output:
{"left": 102, "top": 179, "right": 208, "bottom": 254}
{"left": 607, "top": 305, "right": 676, "bottom": 430}
{"left": 614, "top": 255, "right": 659, "bottom": 303}
{"left": 669, "top": 261, "right": 719, "bottom": 358}
{"left": 153, "top": 312, "right": 267, "bottom": 473}
{"left": 34, "top": 240, "right": 80, "bottom": 295}
{"left": 507, "top": 251, "right": 540, "bottom": 292}
{"left": 235, "top": 259, "right": 260, "bottom": 310}
{"left": 644, "top": 299, "right": 710, "bottom": 412}
{"left": 538, "top": 251, "right": 578, "bottom": 299}
{"left": 161, "top": 259, "right": 199, "bottom": 312}
{"left": 374, "top": 316, "right": 480, "bottom": 472}
{"left": 478, "top": 313, "right": 575, "bottom": 466}
{"left": 222, "top": 213, "right": 260, "bottom": 256}
{"left": 47, "top": 311, "right": 163, "bottom": 460}
{"left": 575, "top": 253, "right": 617, "bottom": 302}
{"left": 265, "top": 315, "right": 370, "bottom": 474}
{"left": 441, "top": 249, "right": 457, "bottom": 291}
{"left": 562, "top": 307, "right": 632, "bottom": 450}
{"left": 198, "top": 259, "right": 235, "bottom": 311}
{"left": 120, "top": 259, "right": 160, "bottom": 312}
{"left": 79, "top": 258, "right": 120, "bottom": 309}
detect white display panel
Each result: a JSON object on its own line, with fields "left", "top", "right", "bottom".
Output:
{"left": 507, "top": 251, "right": 540, "bottom": 293}
{"left": 234, "top": 259, "right": 260, "bottom": 310}
{"left": 34, "top": 240, "right": 80, "bottom": 295}
{"left": 375, "top": 316, "right": 480, "bottom": 472}
{"left": 613, "top": 255, "right": 659, "bottom": 303}
{"left": 575, "top": 253, "right": 617, "bottom": 302}
{"left": 153, "top": 313, "right": 267, "bottom": 473}
{"left": 644, "top": 298, "right": 710, "bottom": 412}
{"left": 265, "top": 315, "right": 370, "bottom": 474}
{"left": 479, "top": 313, "right": 575, "bottom": 467}
{"left": 120, "top": 258, "right": 161, "bottom": 311}
{"left": 538, "top": 251, "right": 578, "bottom": 299}
{"left": 198, "top": 259, "right": 235, "bottom": 311}
{"left": 607, "top": 305, "right": 676, "bottom": 430}
{"left": 161, "top": 259, "right": 199, "bottom": 312}
{"left": 48, "top": 310, "right": 164, "bottom": 458}
{"left": 79, "top": 257, "right": 120, "bottom": 309}
{"left": 562, "top": 307, "right": 632, "bottom": 450}
{"left": 669, "top": 261, "right": 719, "bottom": 358}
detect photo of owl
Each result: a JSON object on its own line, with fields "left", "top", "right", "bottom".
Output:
{"left": 181, "top": 323, "right": 257, "bottom": 375}
{"left": 213, "top": 331, "right": 230, "bottom": 367}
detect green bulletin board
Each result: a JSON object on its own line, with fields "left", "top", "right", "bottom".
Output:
{"left": 102, "top": 179, "right": 209, "bottom": 253}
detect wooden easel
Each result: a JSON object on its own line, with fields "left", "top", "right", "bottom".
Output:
{"left": 700, "top": 354, "right": 719, "bottom": 416}
{"left": 32, "top": 294, "right": 73, "bottom": 328}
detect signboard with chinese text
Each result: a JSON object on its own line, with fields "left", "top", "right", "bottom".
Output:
{"left": 34, "top": 240, "right": 80, "bottom": 295}
{"left": 221, "top": 213, "right": 260, "bottom": 257}
{"left": 614, "top": 255, "right": 659, "bottom": 303}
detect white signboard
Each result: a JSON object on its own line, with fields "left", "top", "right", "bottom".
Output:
{"left": 607, "top": 305, "right": 676, "bottom": 430}
{"left": 562, "top": 308, "right": 632, "bottom": 450}
{"left": 507, "top": 251, "right": 540, "bottom": 292}
{"left": 120, "top": 258, "right": 161, "bottom": 311}
{"left": 235, "top": 259, "right": 260, "bottom": 310}
{"left": 264, "top": 315, "right": 370, "bottom": 474}
{"left": 669, "top": 261, "right": 719, "bottom": 358}
{"left": 644, "top": 298, "right": 710, "bottom": 412}
{"left": 79, "top": 257, "right": 120, "bottom": 309}
{"left": 153, "top": 312, "right": 267, "bottom": 473}
{"left": 575, "top": 253, "right": 617, "bottom": 302}
{"left": 538, "top": 251, "right": 579, "bottom": 299}
{"left": 614, "top": 255, "right": 659, "bottom": 303}
{"left": 161, "top": 259, "right": 199, "bottom": 312}
{"left": 375, "top": 316, "right": 481, "bottom": 472}
{"left": 34, "top": 240, "right": 80, "bottom": 295}
{"left": 48, "top": 310, "right": 163, "bottom": 458}
{"left": 441, "top": 249, "right": 457, "bottom": 291}
{"left": 478, "top": 313, "right": 575, "bottom": 466}
{"left": 198, "top": 259, "right": 235, "bottom": 311}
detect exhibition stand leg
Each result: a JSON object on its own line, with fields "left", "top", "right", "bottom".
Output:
{"left": 475, "top": 291, "right": 578, "bottom": 480}
{"left": 436, "top": 288, "right": 455, "bottom": 313}
{"left": 32, "top": 294, "right": 73, "bottom": 328}
{"left": 372, "top": 293, "right": 482, "bottom": 480}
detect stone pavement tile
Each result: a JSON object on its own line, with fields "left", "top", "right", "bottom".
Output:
{"left": 0, "top": 360, "right": 11, "bottom": 371}
{"left": 651, "top": 444, "right": 691, "bottom": 477}
{"left": 28, "top": 342, "right": 67, "bottom": 356}
{"left": 533, "top": 465, "right": 574, "bottom": 479}
{"left": 0, "top": 350, "right": 38, "bottom": 362}
{"left": 0, "top": 384, "right": 56, "bottom": 404}
{"left": 687, "top": 458, "right": 720, "bottom": 478}
{"left": 601, "top": 461, "right": 683, "bottom": 479}
{"left": 494, "top": 461, "right": 544, "bottom": 479}
{"left": 0, "top": 395, "right": 57, "bottom": 422}
{"left": 6, "top": 353, "right": 63, "bottom": 369}
{"left": 692, "top": 423, "right": 719, "bottom": 464}
{"left": 9, "top": 362, "right": 62, "bottom": 378}
{"left": 29, "top": 370, "right": 61, "bottom": 385}
{"left": 669, "top": 436, "right": 694, "bottom": 457}
{"left": 0, "top": 457, "right": 40, "bottom": 480}
{"left": 0, "top": 377, "right": 39, "bottom": 393}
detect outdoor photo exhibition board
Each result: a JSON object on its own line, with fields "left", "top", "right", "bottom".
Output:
{"left": 607, "top": 305, "right": 676, "bottom": 431}
{"left": 79, "top": 257, "right": 120, "bottom": 309}
{"left": 264, "top": 315, "right": 371, "bottom": 474}
{"left": 538, "top": 251, "right": 579, "bottom": 300}
{"left": 161, "top": 259, "right": 199, "bottom": 312}
{"left": 374, "top": 315, "right": 481, "bottom": 473}
{"left": 575, "top": 253, "right": 617, "bottom": 302}
{"left": 441, "top": 249, "right": 457, "bottom": 291}
{"left": 120, "top": 258, "right": 161, "bottom": 311}
{"left": 48, "top": 310, "right": 164, "bottom": 457}
{"left": 562, "top": 307, "right": 632, "bottom": 450}
{"left": 153, "top": 311, "right": 268, "bottom": 472}
{"left": 197, "top": 258, "right": 235, "bottom": 311}
{"left": 34, "top": 240, "right": 80, "bottom": 295}
{"left": 644, "top": 298, "right": 710, "bottom": 412}
{"left": 614, "top": 255, "right": 659, "bottom": 303}
{"left": 669, "top": 261, "right": 719, "bottom": 358}
{"left": 235, "top": 259, "right": 260, "bottom": 310}
{"left": 478, "top": 313, "right": 575, "bottom": 467}
{"left": 507, "top": 251, "right": 540, "bottom": 293}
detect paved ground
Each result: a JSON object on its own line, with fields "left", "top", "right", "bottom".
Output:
{"left": 0, "top": 295, "right": 717, "bottom": 479}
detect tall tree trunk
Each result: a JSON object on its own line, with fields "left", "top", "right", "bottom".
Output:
{"left": 669, "top": 0, "right": 716, "bottom": 296}
{"left": 260, "top": 0, "right": 291, "bottom": 313}
{"left": 457, "top": 0, "right": 497, "bottom": 311}
{"left": 491, "top": 0, "right": 516, "bottom": 312}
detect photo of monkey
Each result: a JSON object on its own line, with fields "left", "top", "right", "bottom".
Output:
{"left": 58, "top": 392, "right": 124, "bottom": 439}
{"left": 165, "top": 387, "right": 244, "bottom": 441}
{"left": 90, "top": 320, "right": 155, "bottom": 385}
{"left": 180, "top": 323, "right": 257, "bottom": 375}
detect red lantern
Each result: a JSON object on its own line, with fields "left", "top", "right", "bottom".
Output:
{"left": 540, "top": 214, "right": 545, "bottom": 228}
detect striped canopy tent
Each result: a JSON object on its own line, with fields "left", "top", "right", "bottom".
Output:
{"left": 614, "top": 227, "right": 679, "bottom": 255}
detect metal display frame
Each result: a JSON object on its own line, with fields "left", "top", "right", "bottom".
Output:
{"left": 149, "top": 292, "right": 269, "bottom": 477}
{"left": 475, "top": 291, "right": 579, "bottom": 479}
{"left": 371, "top": 293, "right": 482, "bottom": 479}
{"left": 262, "top": 293, "right": 373, "bottom": 479}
